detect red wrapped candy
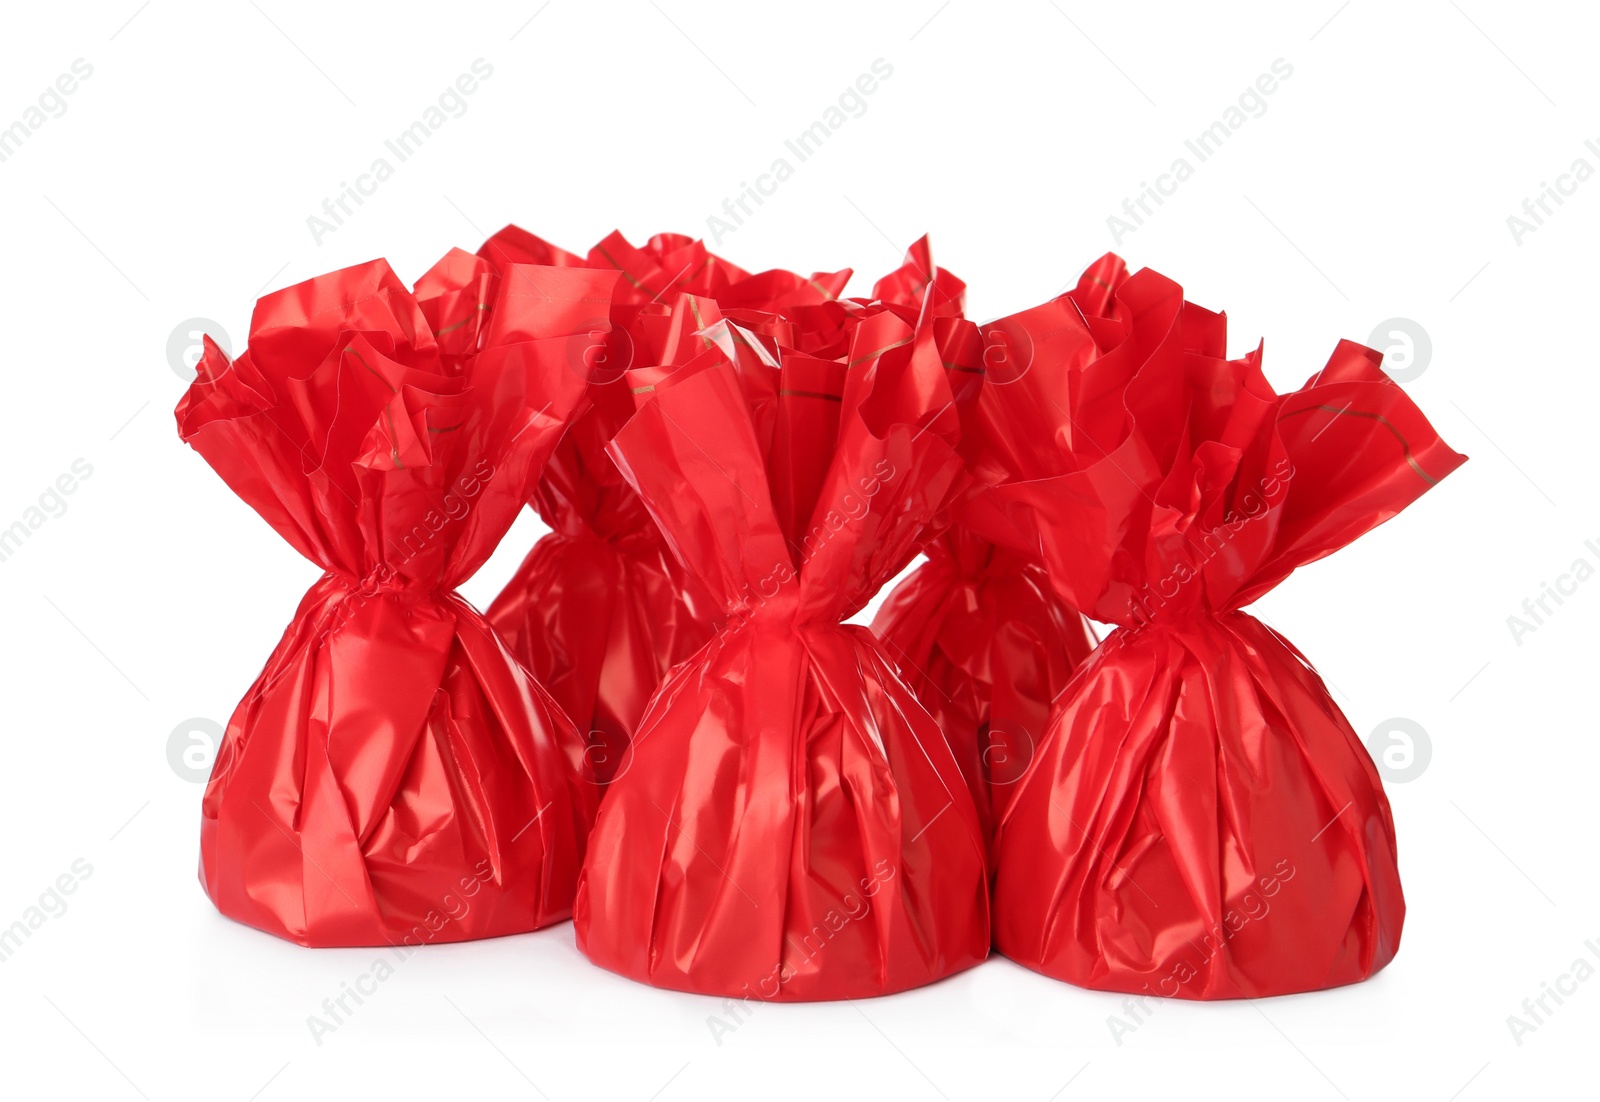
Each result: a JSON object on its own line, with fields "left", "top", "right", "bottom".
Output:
{"left": 966, "top": 264, "right": 1465, "bottom": 998}
{"left": 574, "top": 245, "right": 990, "bottom": 1000}
{"left": 177, "top": 253, "right": 605, "bottom": 946}
{"left": 482, "top": 226, "right": 852, "bottom": 783}
{"left": 871, "top": 256, "right": 1129, "bottom": 854}
{"left": 871, "top": 529, "right": 1095, "bottom": 857}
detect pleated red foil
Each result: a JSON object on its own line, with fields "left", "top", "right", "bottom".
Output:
{"left": 872, "top": 530, "right": 1095, "bottom": 857}
{"left": 574, "top": 243, "right": 991, "bottom": 1000}
{"left": 481, "top": 226, "right": 852, "bottom": 783}
{"left": 870, "top": 255, "right": 1127, "bottom": 855}
{"left": 176, "top": 253, "right": 604, "bottom": 946}
{"left": 966, "top": 259, "right": 1466, "bottom": 998}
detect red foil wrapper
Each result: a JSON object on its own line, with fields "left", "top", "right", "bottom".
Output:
{"left": 870, "top": 256, "right": 1126, "bottom": 854}
{"left": 481, "top": 226, "right": 852, "bottom": 783}
{"left": 871, "top": 530, "right": 1095, "bottom": 857}
{"left": 574, "top": 243, "right": 991, "bottom": 1000}
{"left": 176, "top": 254, "right": 604, "bottom": 946}
{"left": 966, "top": 261, "right": 1465, "bottom": 998}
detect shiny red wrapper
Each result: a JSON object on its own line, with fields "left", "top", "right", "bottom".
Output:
{"left": 176, "top": 253, "right": 604, "bottom": 946}
{"left": 871, "top": 530, "right": 1096, "bottom": 858}
{"left": 870, "top": 256, "right": 1128, "bottom": 854}
{"left": 481, "top": 226, "right": 852, "bottom": 783}
{"left": 965, "top": 261, "right": 1465, "bottom": 998}
{"left": 574, "top": 242, "right": 991, "bottom": 1000}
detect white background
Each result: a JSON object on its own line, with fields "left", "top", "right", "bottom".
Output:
{"left": 0, "top": 1, "right": 1594, "bottom": 1098}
